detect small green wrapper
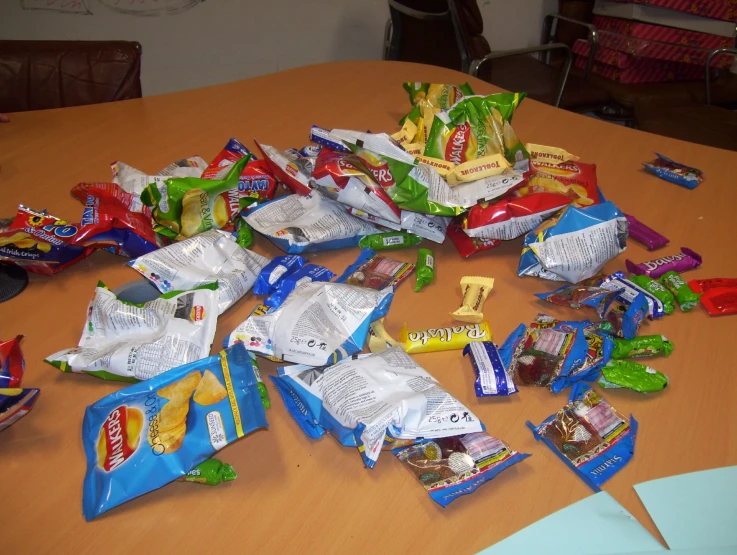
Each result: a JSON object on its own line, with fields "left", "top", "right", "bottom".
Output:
{"left": 659, "top": 271, "right": 701, "bottom": 312}
{"left": 629, "top": 274, "right": 675, "bottom": 315}
{"left": 235, "top": 216, "right": 254, "bottom": 249}
{"left": 180, "top": 459, "right": 237, "bottom": 486}
{"left": 611, "top": 335, "right": 674, "bottom": 359}
{"left": 359, "top": 232, "right": 422, "bottom": 251}
{"left": 599, "top": 360, "right": 669, "bottom": 393}
{"left": 414, "top": 248, "right": 435, "bottom": 292}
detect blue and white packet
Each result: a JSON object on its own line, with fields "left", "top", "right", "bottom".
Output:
{"left": 269, "top": 348, "right": 484, "bottom": 468}
{"left": 253, "top": 255, "right": 306, "bottom": 295}
{"left": 527, "top": 382, "right": 638, "bottom": 492}
{"left": 643, "top": 153, "right": 703, "bottom": 190}
{"left": 309, "top": 125, "right": 351, "bottom": 153}
{"left": 244, "top": 193, "right": 380, "bottom": 254}
{"left": 463, "top": 342, "right": 517, "bottom": 397}
{"left": 590, "top": 287, "right": 649, "bottom": 340}
{"left": 597, "top": 271, "right": 665, "bottom": 320}
{"left": 518, "top": 201, "right": 629, "bottom": 283}
{"left": 82, "top": 343, "right": 267, "bottom": 520}
{"left": 264, "top": 263, "right": 336, "bottom": 308}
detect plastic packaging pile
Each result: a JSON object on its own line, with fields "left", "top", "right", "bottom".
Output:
{"left": 2, "top": 80, "right": 731, "bottom": 522}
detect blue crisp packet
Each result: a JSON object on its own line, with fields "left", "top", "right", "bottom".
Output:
{"left": 527, "top": 383, "right": 638, "bottom": 492}
{"left": 253, "top": 255, "right": 306, "bottom": 295}
{"left": 518, "top": 201, "right": 629, "bottom": 283}
{"left": 82, "top": 343, "right": 267, "bottom": 520}
{"left": 597, "top": 271, "right": 665, "bottom": 320}
{"left": 264, "top": 264, "right": 336, "bottom": 308}
{"left": 463, "top": 342, "right": 517, "bottom": 397}
{"left": 643, "top": 153, "right": 703, "bottom": 190}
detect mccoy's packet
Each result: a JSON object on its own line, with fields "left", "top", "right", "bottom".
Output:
{"left": 0, "top": 387, "right": 40, "bottom": 432}
{"left": 45, "top": 282, "right": 218, "bottom": 382}
{"left": 518, "top": 202, "right": 628, "bottom": 283}
{"left": 269, "top": 348, "right": 484, "bottom": 468}
{"left": 0, "top": 336, "right": 24, "bottom": 388}
{"left": 128, "top": 229, "right": 270, "bottom": 314}
{"left": 0, "top": 206, "right": 92, "bottom": 275}
{"left": 244, "top": 193, "right": 379, "bottom": 254}
{"left": 233, "top": 281, "right": 393, "bottom": 366}
{"left": 82, "top": 342, "right": 267, "bottom": 520}
{"left": 393, "top": 432, "right": 529, "bottom": 507}
{"left": 527, "top": 383, "right": 638, "bottom": 492}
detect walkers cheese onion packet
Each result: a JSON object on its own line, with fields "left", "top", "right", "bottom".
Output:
{"left": 82, "top": 342, "right": 267, "bottom": 520}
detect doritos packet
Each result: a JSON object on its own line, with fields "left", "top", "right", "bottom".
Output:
{"left": 82, "top": 343, "right": 268, "bottom": 520}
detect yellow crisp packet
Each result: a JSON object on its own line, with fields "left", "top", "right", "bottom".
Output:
{"left": 451, "top": 276, "right": 494, "bottom": 324}
{"left": 415, "top": 155, "right": 455, "bottom": 176}
{"left": 400, "top": 321, "right": 491, "bottom": 354}
{"left": 445, "top": 154, "right": 511, "bottom": 186}
{"left": 402, "top": 142, "right": 425, "bottom": 156}
{"left": 392, "top": 119, "right": 419, "bottom": 145}
{"left": 525, "top": 143, "right": 580, "bottom": 165}
{"left": 368, "top": 318, "right": 403, "bottom": 353}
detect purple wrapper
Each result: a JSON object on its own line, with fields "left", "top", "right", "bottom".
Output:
{"left": 626, "top": 247, "right": 702, "bottom": 279}
{"left": 625, "top": 214, "right": 669, "bottom": 251}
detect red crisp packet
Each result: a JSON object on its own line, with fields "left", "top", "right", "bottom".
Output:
{"left": 700, "top": 288, "right": 737, "bottom": 316}
{"left": 447, "top": 218, "right": 501, "bottom": 258}
{"left": 526, "top": 159, "right": 601, "bottom": 205}
{"left": 71, "top": 182, "right": 165, "bottom": 258}
{"left": 0, "top": 336, "right": 24, "bottom": 389}
{"left": 255, "top": 140, "right": 313, "bottom": 195}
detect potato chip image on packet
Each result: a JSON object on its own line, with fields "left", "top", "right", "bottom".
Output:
{"left": 82, "top": 343, "right": 268, "bottom": 520}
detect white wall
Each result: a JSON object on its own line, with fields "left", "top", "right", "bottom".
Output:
{"left": 0, "top": 0, "right": 551, "bottom": 97}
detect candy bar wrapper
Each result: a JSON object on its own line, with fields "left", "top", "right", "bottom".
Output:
{"left": 401, "top": 322, "right": 491, "bottom": 354}
{"left": 599, "top": 360, "right": 669, "bottom": 393}
{"left": 700, "top": 288, "right": 737, "bottom": 316}
{"left": 688, "top": 278, "right": 737, "bottom": 294}
{"left": 594, "top": 289, "right": 649, "bottom": 340}
{"left": 367, "top": 318, "right": 403, "bottom": 353}
{"left": 359, "top": 232, "right": 422, "bottom": 251}
{"left": 451, "top": 276, "right": 494, "bottom": 324}
{"left": 463, "top": 342, "right": 517, "bottom": 397}
{"left": 659, "top": 271, "right": 701, "bottom": 312}
{"left": 624, "top": 214, "right": 669, "bottom": 250}
{"left": 535, "top": 285, "right": 615, "bottom": 310}
{"left": 598, "top": 271, "right": 665, "bottom": 320}
{"left": 309, "top": 125, "right": 352, "bottom": 153}
{"left": 611, "top": 335, "right": 673, "bottom": 359}
{"left": 525, "top": 144, "right": 579, "bottom": 166}
{"left": 0, "top": 336, "right": 24, "bottom": 389}
{"left": 414, "top": 248, "right": 435, "bottom": 292}
{"left": 625, "top": 247, "right": 702, "bottom": 280}
{"left": 393, "top": 432, "right": 530, "bottom": 507}
{"left": 336, "top": 248, "right": 415, "bottom": 291}
{"left": 629, "top": 275, "right": 676, "bottom": 315}
{"left": 643, "top": 154, "right": 704, "bottom": 190}
{"left": 179, "top": 458, "right": 237, "bottom": 486}
{"left": 0, "top": 387, "right": 40, "bottom": 433}
{"left": 527, "top": 383, "right": 638, "bottom": 492}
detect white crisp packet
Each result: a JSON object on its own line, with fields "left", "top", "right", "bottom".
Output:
{"left": 45, "top": 283, "right": 219, "bottom": 381}
{"left": 111, "top": 156, "right": 207, "bottom": 197}
{"left": 348, "top": 208, "right": 450, "bottom": 243}
{"left": 274, "top": 348, "right": 485, "bottom": 467}
{"left": 127, "top": 229, "right": 270, "bottom": 314}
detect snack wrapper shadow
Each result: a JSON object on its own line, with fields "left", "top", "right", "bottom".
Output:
{"left": 527, "top": 383, "right": 637, "bottom": 491}
{"left": 82, "top": 343, "right": 267, "bottom": 520}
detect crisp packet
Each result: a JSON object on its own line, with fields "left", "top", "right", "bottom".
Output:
{"left": 451, "top": 276, "right": 494, "bottom": 324}
{"left": 401, "top": 321, "right": 491, "bottom": 354}
{"left": 518, "top": 202, "right": 629, "bottom": 283}
{"left": 688, "top": 278, "right": 737, "bottom": 294}
{"left": 598, "top": 271, "right": 665, "bottom": 320}
{"left": 0, "top": 336, "right": 24, "bottom": 388}
{"left": 525, "top": 144, "right": 579, "bottom": 165}
{"left": 594, "top": 289, "right": 649, "bottom": 340}
{"left": 201, "top": 137, "right": 254, "bottom": 179}
{"left": 446, "top": 219, "right": 501, "bottom": 258}
{"left": 199, "top": 138, "right": 277, "bottom": 202}
{"left": 336, "top": 248, "right": 415, "bottom": 290}
{"left": 359, "top": 231, "right": 422, "bottom": 250}
{"left": 312, "top": 147, "right": 401, "bottom": 223}
{"left": 463, "top": 342, "right": 517, "bottom": 397}
{"left": 660, "top": 271, "right": 701, "bottom": 312}
{"left": 611, "top": 335, "right": 673, "bottom": 359}
{"left": 263, "top": 264, "right": 336, "bottom": 308}
{"left": 82, "top": 343, "right": 268, "bottom": 520}
{"left": 309, "top": 125, "right": 351, "bottom": 153}
{"left": 71, "top": 182, "right": 165, "bottom": 258}
{"left": 127, "top": 229, "right": 270, "bottom": 314}
{"left": 242, "top": 281, "right": 393, "bottom": 366}
{"left": 507, "top": 315, "right": 588, "bottom": 392}
{"left": 525, "top": 159, "right": 601, "bottom": 207}
{"left": 269, "top": 348, "right": 484, "bottom": 468}
{"left": 254, "top": 140, "right": 313, "bottom": 195}
{"left": 225, "top": 303, "right": 280, "bottom": 362}
{"left": 393, "top": 432, "right": 529, "bottom": 507}
{"left": 599, "top": 360, "right": 668, "bottom": 393}
{"left": 349, "top": 208, "right": 451, "bottom": 244}
{"left": 45, "top": 282, "right": 218, "bottom": 381}
{"left": 527, "top": 383, "right": 638, "bottom": 491}
{"left": 140, "top": 156, "right": 251, "bottom": 239}
{"left": 111, "top": 156, "right": 208, "bottom": 197}
{"left": 625, "top": 247, "right": 702, "bottom": 279}
{"left": 254, "top": 255, "right": 307, "bottom": 295}
{"left": 700, "top": 288, "right": 737, "bottom": 316}
{"left": 245, "top": 193, "right": 379, "bottom": 254}
{"left": 0, "top": 205, "right": 92, "bottom": 275}
{"left": 402, "top": 82, "right": 474, "bottom": 109}
{"left": 0, "top": 387, "right": 40, "bottom": 432}
{"left": 643, "top": 153, "right": 704, "bottom": 189}
{"left": 179, "top": 458, "right": 237, "bottom": 485}
{"left": 390, "top": 164, "right": 465, "bottom": 217}
{"left": 624, "top": 214, "right": 669, "bottom": 251}
{"left": 535, "top": 285, "right": 615, "bottom": 310}
{"left": 629, "top": 275, "right": 676, "bottom": 315}
{"left": 415, "top": 248, "right": 435, "bottom": 292}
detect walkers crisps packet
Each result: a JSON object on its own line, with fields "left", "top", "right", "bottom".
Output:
{"left": 403, "top": 82, "right": 475, "bottom": 109}
{"left": 82, "top": 342, "right": 268, "bottom": 520}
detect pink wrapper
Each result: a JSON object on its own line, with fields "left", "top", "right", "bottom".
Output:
{"left": 626, "top": 247, "right": 702, "bottom": 278}
{"left": 625, "top": 214, "right": 669, "bottom": 250}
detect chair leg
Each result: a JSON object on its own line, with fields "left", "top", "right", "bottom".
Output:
{"left": 383, "top": 19, "right": 393, "bottom": 60}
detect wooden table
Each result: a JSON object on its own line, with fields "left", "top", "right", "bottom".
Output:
{"left": 1, "top": 61, "right": 735, "bottom": 554}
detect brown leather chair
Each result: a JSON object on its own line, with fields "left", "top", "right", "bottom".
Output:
{"left": 0, "top": 40, "right": 142, "bottom": 113}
